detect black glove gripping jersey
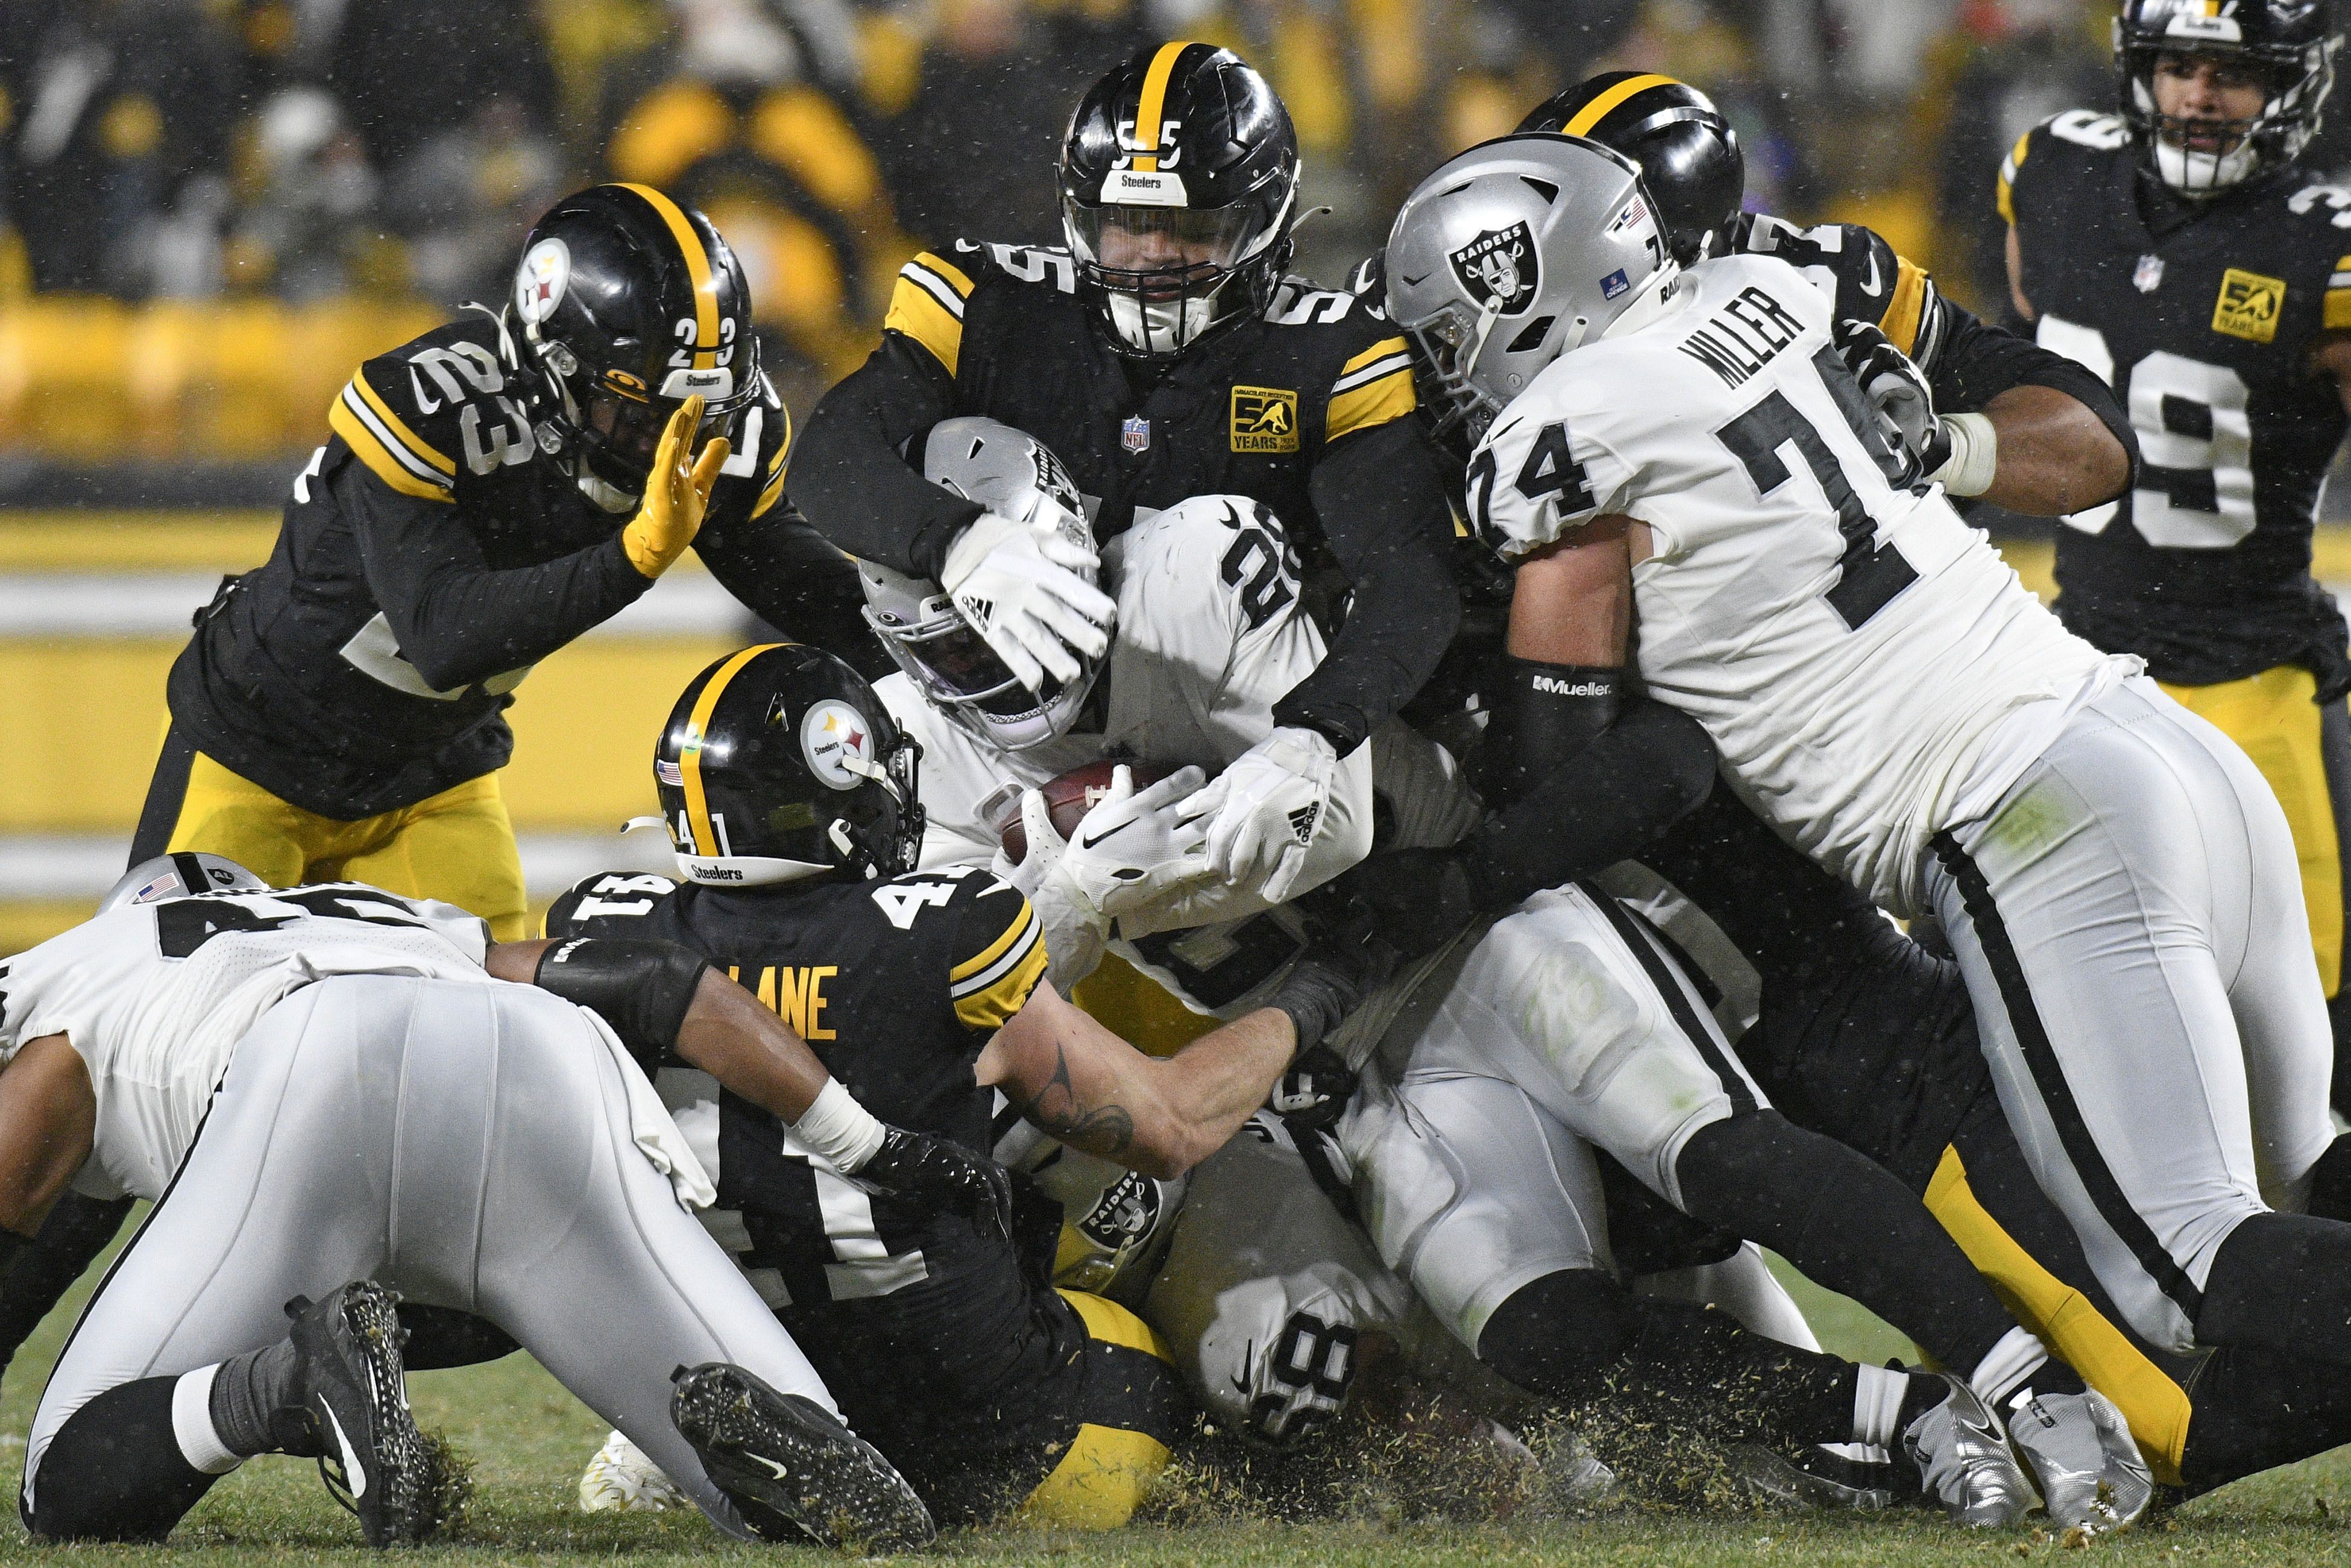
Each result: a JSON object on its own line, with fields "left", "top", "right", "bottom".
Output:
{"left": 166, "top": 318, "right": 864, "bottom": 817}
{"left": 2003, "top": 109, "right": 2351, "bottom": 697}
{"left": 792, "top": 240, "right": 1461, "bottom": 755}
{"left": 547, "top": 864, "right": 1174, "bottom": 1515}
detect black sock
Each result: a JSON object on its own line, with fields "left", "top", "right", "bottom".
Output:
{"left": 2200, "top": 1211, "right": 2351, "bottom": 1366}
{"left": 207, "top": 1338, "right": 307, "bottom": 1458}
{"left": 1476, "top": 1268, "right": 1862, "bottom": 1449}
{"left": 2179, "top": 1341, "right": 2351, "bottom": 1495}
{"left": 1673, "top": 1112, "right": 2015, "bottom": 1374}
{"left": 25, "top": 1378, "right": 221, "bottom": 1541}
{"left": 2304, "top": 1134, "right": 2351, "bottom": 1224}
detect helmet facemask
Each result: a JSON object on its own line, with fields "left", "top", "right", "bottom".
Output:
{"left": 861, "top": 566, "right": 1098, "bottom": 751}
{"left": 1063, "top": 189, "right": 1297, "bottom": 357}
{"left": 2120, "top": 31, "right": 2338, "bottom": 195}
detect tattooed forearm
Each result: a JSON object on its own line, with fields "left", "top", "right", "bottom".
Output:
{"left": 1012, "top": 1042, "right": 1137, "bottom": 1158}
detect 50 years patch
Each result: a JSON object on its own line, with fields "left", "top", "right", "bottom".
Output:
{"left": 1230, "top": 385, "right": 1299, "bottom": 453}
{"left": 2212, "top": 268, "right": 2285, "bottom": 344}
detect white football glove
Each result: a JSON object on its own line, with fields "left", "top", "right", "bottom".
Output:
{"left": 1183, "top": 727, "right": 1338, "bottom": 904}
{"left": 939, "top": 498, "right": 1115, "bottom": 695}
{"left": 989, "top": 788, "right": 1110, "bottom": 992}
{"left": 1060, "top": 764, "right": 1215, "bottom": 918}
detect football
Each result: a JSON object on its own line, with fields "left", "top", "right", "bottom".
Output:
{"left": 1001, "top": 758, "right": 1183, "bottom": 863}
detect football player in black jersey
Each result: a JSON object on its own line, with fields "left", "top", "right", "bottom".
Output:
{"left": 129, "top": 183, "right": 867, "bottom": 943}
{"left": 793, "top": 42, "right": 1461, "bottom": 899}
{"left": 1331, "top": 81, "right": 2351, "bottom": 1498}
{"left": 547, "top": 642, "right": 1373, "bottom": 1528}
{"left": 2000, "top": 0, "right": 2351, "bottom": 1104}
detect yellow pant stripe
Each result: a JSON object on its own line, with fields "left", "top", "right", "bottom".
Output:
{"left": 1056, "top": 1287, "right": 1174, "bottom": 1359}
{"left": 2161, "top": 665, "right": 2343, "bottom": 995}
{"left": 1013, "top": 1423, "right": 1171, "bottom": 1530}
{"left": 1925, "top": 1145, "right": 2191, "bottom": 1484}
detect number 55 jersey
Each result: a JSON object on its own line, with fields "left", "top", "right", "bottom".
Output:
{"left": 1470, "top": 253, "right": 2116, "bottom": 916}
{"left": 2001, "top": 109, "right": 2351, "bottom": 697}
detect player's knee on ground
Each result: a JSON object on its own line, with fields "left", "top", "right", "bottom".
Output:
{"left": 1474, "top": 1269, "right": 1632, "bottom": 1402}
{"left": 24, "top": 1379, "right": 216, "bottom": 1543}
{"left": 1014, "top": 1292, "right": 1186, "bottom": 1530}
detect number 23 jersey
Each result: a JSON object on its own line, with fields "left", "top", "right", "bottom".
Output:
{"left": 1470, "top": 253, "right": 2110, "bottom": 915}
{"left": 2003, "top": 109, "right": 2351, "bottom": 695}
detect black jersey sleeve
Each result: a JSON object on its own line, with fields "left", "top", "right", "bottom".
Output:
{"left": 792, "top": 252, "right": 986, "bottom": 582}
{"left": 339, "top": 458, "right": 649, "bottom": 693}
{"left": 1282, "top": 411, "right": 1462, "bottom": 753}
{"left": 940, "top": 874, "right": 1048, "bottom": 1038}
{"left": 542, "top": 871, "right": 681, "bottom": 938}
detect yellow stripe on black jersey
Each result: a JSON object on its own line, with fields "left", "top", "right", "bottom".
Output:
{"left": 886, "top": 252, "right": 977, "bottom": 377}
{"left": 752, "top": 401, "right": 793, "bottom": 518}
{"left": 951, "top": 894, "right": 1048, "bottom": 1032}
{"left": 1326, "top": 335, "right": 1415, "bottom": 441}
{"left": 328, "top": 368, "right": 456, "bottom": 502}
{"left": 2326, "top": 254, "right": 2351, "bottom": 330}
{"left": 1880, "top": 256, "right": 1931, "bottom": 357}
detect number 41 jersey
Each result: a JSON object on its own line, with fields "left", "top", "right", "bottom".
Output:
{"left": 2002, "top": 109, "right": 2351, "bottom": 696}
{"left": 1471, "top": 253, "right": 2111, "bottom": 915}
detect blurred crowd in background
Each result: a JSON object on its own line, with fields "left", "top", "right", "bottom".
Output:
{"left": 6, "top": 0, "right": 2347, "bottom": 461}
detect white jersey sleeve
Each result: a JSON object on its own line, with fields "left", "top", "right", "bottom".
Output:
{"left": 1466, "top": 396, "right": 1637, "bottom": 559}
{"left": 0, "top": 885, "right": 491, "bottom": 1199}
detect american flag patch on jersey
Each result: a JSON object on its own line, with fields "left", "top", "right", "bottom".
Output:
{"left": 656, "top": 760, "right": 684, "bottom": 786}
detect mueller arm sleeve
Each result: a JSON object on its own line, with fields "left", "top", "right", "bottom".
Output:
{"left": 790, "top": 333, "right": 980, "bottom": 582}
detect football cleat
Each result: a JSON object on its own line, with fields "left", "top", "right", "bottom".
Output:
{"left": 1728, "top": 1442, "right": 1897, "bottom": 1511}
{"left": 579, "top": 1429, "right": 687, "bottom": 1514}
{"left": 2004, "top": 1389, "right": 2154, "bottom": 1535}
{"left": 670, "top": 1363, "right": 934, "bottom": 1549}
{"left": 1901, "top": 1373, "right": 2035, "bottom": 1527}
{"left": 284, "top": 1282, "right": 441, "bottom": 1546}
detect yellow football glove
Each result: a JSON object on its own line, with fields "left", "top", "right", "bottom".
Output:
{"left": 620, "top": 395, "right": 731, "bottom": 579}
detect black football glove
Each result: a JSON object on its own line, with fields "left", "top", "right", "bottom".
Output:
{"left": 1330, "top": 845, "right": 1486, "bottom": 965}
{"left": 1268, "top": 904, "right": 1399, "bottom": 1059}
{"left": 854, "top": 1127, "right": 1015, "bottom": 1245}
{"left": 1831, "top": 317, "right": 1949, "bottom": 488}
{"left": 1267, "top": 1045, "right": 1359, "bottom": 1129}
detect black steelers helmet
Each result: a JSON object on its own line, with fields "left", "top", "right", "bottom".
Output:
{"left": 655, "top": 644, "right": 923, "bottom": 888}
{"left": 507, "top": 184, "right": 760, "bottom": 505}
{"left": 2116, "top": 0, "right": 2337, "bottom": 194}
{"left": 1059, "top": 41, "right": 1302, "bottom": 358}
{"left": 1519, "top": 73, "right": 1745, "bottom": 266}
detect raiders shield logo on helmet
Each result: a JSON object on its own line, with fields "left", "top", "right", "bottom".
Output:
{"left": 1450, "top": 222, "right": 1540, "bottom": 317}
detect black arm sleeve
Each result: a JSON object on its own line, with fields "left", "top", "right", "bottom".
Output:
{"left": 790, "top": 333, "right": 980, "bottom": 581}
{"left": 532, "top": 936, "right": 711, "bottom": 1075}
{"left": 1277, "top": 420, "right": 1462, "bottom": 753}
{"left": 694, "top": 502, "right": 887, "bottom": 675}
{"left": 344, "top": 462, "right": 650, "bottom": 693}
{"left": 1458, "top": 697, "right": 1719, "bottom": 912}
{"left": 0, "top": 1191, "right": 133, "bottom": 1381}
{"left": 1928, "top": 301, "right": 2139, "bottom": 478}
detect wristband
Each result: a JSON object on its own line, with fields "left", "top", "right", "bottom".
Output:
{"left": 790, "top": 1077, "right": 887, "bottom": 1171}
{"left": 1928, "top": 412, "right": 1999, "bottom": 497}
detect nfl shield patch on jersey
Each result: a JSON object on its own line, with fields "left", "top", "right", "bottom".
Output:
{"left": 2212, "top": 268, "right": 2285, "bottom": 342}
{"left": 1122, "top": 415, "right": 1151, "bottom": 453}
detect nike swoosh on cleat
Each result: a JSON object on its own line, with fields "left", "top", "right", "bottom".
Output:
{"left": 321, "top": 1405, "right": 368, "bottom": 1500}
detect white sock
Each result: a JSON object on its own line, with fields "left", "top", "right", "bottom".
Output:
{"left": 171, "top": 1364, "right": 244, "bottom": 1475}
{"left": 1852, "top": 1361, "right": 1912, "bottom": 1448}
{"left": 1969, "top": 1324, "right": 2051, "bottom": 1409}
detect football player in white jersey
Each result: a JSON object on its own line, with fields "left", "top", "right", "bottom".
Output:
{"left": 0, "top": 852, "right": 1006, "bottom": 1548}
{"left": 1383, "top": 133, "right": 2351, "bottom": 1379}
{"left": 859, "top": 418, "right": 2155, "bottom": 1526}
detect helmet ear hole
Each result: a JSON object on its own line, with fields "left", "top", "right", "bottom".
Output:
{"left": 1507, "top": 315, "right": 1557, "bottom": 353}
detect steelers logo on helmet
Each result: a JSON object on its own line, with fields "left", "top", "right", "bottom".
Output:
{"left": 515, "top": 237, "right": 570, "bottom": 326}
{"left": 1449, "top": 222, "right": 1540, "bottom": 316}
{"left": 801, "top": 700, "right": 877, "bottom": 791}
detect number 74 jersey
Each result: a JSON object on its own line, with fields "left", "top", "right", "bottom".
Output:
{"left": 2002, "top": 109, "right": 2351, "bottom": 696}
{"left": 1470, "top": 252, "right": 2112, "bottom": 915}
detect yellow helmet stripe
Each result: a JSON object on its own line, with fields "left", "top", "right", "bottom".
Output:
{"left": 1562, "top": 73, "right": 1679, "bottom": 138}
{"left": 1131, "top": 41, "right": 1194, "bottom": 174}
{"left": 617, "top": 181, "right": 720, "bottom": 372}
{"left": 680, "top": 643, "right": 782, "bottom": 855}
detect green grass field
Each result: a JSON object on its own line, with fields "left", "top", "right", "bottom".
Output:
{"left": 4, "top": 1244, "right": 2349, "bottom": 1565}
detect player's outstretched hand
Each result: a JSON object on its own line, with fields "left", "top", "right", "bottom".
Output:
{"left": 855, "top": 1126, "right": 1015, "bottom": 1244}
{"left": 1831, "top": 318, "right": 1948, "bottom": 487}
{"left": 939, "top": 502, "right": 1115, "bottom": 695}
{"left": 622, "top": 395, "right": 729, "bottom": 579}
{"left": 1060, "top": 764, "right": 1215, "bottom": 916}
{"left": 1184, "top": 727, "right": 1338, "bottom": 901}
